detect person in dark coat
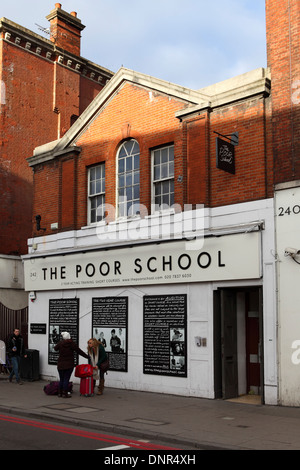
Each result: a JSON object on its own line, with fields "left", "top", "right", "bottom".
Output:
{"left": 7, "top": 328, "right": 27, "bottom": 384}
{"left": 54, "top": 332, "right": 89, "bottom": 398}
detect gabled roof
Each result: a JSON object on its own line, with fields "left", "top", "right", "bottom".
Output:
{"left": 28, "top": 66, "right": 270, "bottom": 167}
{"left": 28, "top": 67, "right": 210, "bottom": 166}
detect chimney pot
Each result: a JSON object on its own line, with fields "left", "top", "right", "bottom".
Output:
{"left": 55, "top": 3, "right": 62, "bottom": 8}
{"left": 70, "top": 11, "right": 77, "bottom": 17}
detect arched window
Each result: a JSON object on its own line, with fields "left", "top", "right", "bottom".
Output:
{"left": 117, "top": 140, "right": 140, "bottom": 218}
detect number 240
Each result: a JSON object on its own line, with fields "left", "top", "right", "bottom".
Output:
{"left": 278, "top": 205, "right": 300, "bottom": 216}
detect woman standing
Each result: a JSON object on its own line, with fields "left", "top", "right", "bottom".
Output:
{"left": 87, "top": 337, "right": 108, "bottom": 395}
{"left": 54, "top": 332, "right": 89, "bottom": 398}
{"left": 87, "top": 338, "right": 100, "bottom": 392}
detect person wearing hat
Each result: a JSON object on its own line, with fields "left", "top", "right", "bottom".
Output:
{"left": 54, "top": 332, "right": 89, "bottom": 398}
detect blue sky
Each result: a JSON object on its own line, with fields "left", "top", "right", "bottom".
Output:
{"left": 0, "top": 0, "right": 267, "bottom": 89}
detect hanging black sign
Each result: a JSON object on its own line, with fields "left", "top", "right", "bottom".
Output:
{"left": 216, "top": 137, "right": 235, "bottom": 174}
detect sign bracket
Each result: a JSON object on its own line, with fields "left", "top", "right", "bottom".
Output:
{"left": 213, "top": 131, "right": 239, "bottom": 146}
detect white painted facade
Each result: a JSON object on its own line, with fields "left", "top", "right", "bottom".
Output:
{"left": 0, "top": 255, "right": 27, "bottom": 310}
{"left": 275, "top": 183, "right": 300, "bottom": 406}
{"left": 23, "top": 198, "right": 278, "bottom": 404}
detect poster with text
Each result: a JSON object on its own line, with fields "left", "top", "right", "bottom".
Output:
{"left": 143, "top": 294, "right": 187, "bottom": 377}
{"left": 92, "top": 297, "right": 128, "bottom": 372}
{"left": 48, "top": 298, "right": 79, "bottom": 365}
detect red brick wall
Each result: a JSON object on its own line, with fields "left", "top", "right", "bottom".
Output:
{"left": 50, "top": 17, "right": 81, "bottom": 56}
{"left": 0, "top": 39, "right": 106, "bottom": 254}
{"left": 61, "top": 158, "right": 75, "bottom": 229}
{"left": 32, "top": 82, "right": 271, "bottom": 235}
{"left": 185, "top": 115, "right": 209, "bottom": 205}
{"left": 209, "top": 97, "right": 272, "bottom": 206}
{"left": 266, "top": 0, "right": 300, "bottom": 183}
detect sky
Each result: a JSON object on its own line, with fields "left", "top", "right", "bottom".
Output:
{"left": 0, "top": 0, "right": 267, "bottom": 90}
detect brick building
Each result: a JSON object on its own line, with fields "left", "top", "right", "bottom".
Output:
{"left": 266, "top": 0, "right": 300, "bottom": 406}
{"left": 24, "top": 65, "right": 277, "bottom": 402}
{"left": 21, "top": 1, "right": 300, "bottom": 405}
{"left": 0, "top": 4, "right": 113, "bottom": 330}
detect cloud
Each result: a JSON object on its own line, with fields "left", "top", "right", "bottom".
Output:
{"left": 0, "top": 0, "right": 266, "bottom": 89}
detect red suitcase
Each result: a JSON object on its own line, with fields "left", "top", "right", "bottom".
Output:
{"left": 80, "top": 376, "right": 94, "bottom": 397}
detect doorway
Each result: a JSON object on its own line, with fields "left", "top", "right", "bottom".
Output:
{"left": 213, "top": 287, "right": 263, "bottom": 403}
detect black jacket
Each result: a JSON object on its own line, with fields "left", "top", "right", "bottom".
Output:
{"left": 7, "top": 334, "right": 26, "bottom": 358}
{"left": 54, "top": 339, "right": 89, "bottom": 370}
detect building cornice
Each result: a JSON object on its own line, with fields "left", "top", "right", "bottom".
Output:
{"left": 0, "top": 17, "right": 113, "bottom": 84}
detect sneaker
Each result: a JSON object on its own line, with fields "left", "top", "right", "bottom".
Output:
{"left": 17, "top": 381, "right": 23, "bottom": 385}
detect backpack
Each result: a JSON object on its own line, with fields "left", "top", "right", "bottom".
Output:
{"left": 43, "top": 381, "right": 73, "bottom": 395}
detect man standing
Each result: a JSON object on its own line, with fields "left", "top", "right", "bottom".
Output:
{"left": 7, "top": 328, "right": 27, "bottom": 384}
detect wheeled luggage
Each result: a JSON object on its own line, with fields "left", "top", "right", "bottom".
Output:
{"left": 80, "top": 376, "right": 94, "bottom": 397}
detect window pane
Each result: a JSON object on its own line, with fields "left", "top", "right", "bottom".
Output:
{"left": 126, "top": 173, "right": 132, "bottom": 187}
{"left": 124, "top": 141, "right": 132, "bottom": 154}
{"left": 169, "top": 146, "right": 174, "bottom": 161}
{"left": 119, "top": 158, "right": 125, "bottom": 173}
{"left": 154, "top": 150, "right": 160, "bottom": 165}
{"left": 95, "top": 165, "right": 101, "bottom": 180}
{"left": 126, "top": 186, "right": 132, "bottom": 201}
{"left": 90, "top": 181, "right": 95, "bottom": 195}
{"left": 119, "top": 175, "right": 125, "bottom": 188}
{"left": 152, "top": 145, "right": 174, "bottom": 212}
{"left": 161, "top": 163, "right": 168, "bottom": 179}
{"left": 119, "top": 146, "right": 127, "bottom": 159}
{"left": 118, "top": 140, "right": 140, "bottom": 218}
{"left": 169, "top": 160, "right": 174, "bottom": 177}
{"left": 90, "top": 167, "right": 96, "bottom": 181}
{"left": 88, "top": 163, "right": 105, "bottom": 223}
{"left": 126, "top": 156, "right": 132, "bottom": 172}
{"left": 134, "top": 154, "right": 139, "bottom": 169}
{"left": 96, "top": 180, "right": 101, "bottom": 193}
{"left": 162, "top": 180, "right": 170, "bottom": 193}
{"left": 161, "top": 148, "right": 168, "bottom": 163}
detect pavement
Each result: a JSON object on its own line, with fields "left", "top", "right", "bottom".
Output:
{"left": 1, "top": 373, "right": 300, "bottom": 450}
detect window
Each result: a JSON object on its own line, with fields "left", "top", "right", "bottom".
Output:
{"left": 117, "top": 139, "right": 140, "bottom": 218}
{"left": 88, "top": 163, "right": 105, "bottom": 223}
{"left": 152, "top": 145, "right": 174, "bottom": 211}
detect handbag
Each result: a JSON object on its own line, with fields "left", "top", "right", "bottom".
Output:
{"left": 75, "top": 364, "right": 93, "bottom": 378}
{"left": 100, "top": 358, "right": 110, "bottom": 373}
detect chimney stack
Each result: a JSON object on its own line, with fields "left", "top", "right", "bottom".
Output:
{"left": 46, "top": 3, "right": 85, "bottom": 56}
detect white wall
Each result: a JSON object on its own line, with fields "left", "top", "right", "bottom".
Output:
{"left": 275, "top": 184, "right": 300, "bottom": 406}
{"left": 26, "top": 199, "right": 278, "bottom": 402}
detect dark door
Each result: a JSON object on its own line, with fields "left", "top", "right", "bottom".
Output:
{"left": 245, "top": 288, "right": 263, "bottom": 400}
{"left": 213, "top": 289, "right": 238, "bottom": 399}
{"left": 221, "top": 290, "right": 238, "bottom": 399}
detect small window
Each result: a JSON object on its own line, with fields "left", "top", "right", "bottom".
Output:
{"left": 117, "top": 139, "right": 140, "bottom": 218}
{"left": 152, "top": 145, "right": 174, "bottom": 211}
{"left": 88, "top": 163, "right": 105, "bottom": 224}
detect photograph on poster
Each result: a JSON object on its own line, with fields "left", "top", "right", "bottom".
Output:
{"left": 92, "top": 327, "right": 126, "bottom": 353}
{"left": 49, "top": 325, "right": 60, "bottom": 352}
{"left": 170, "top": 329, "right": 186, "bottom": 371}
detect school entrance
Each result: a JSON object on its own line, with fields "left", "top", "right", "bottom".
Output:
{"left": 214, "top": 287, "right": 263, "bottom": 403}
